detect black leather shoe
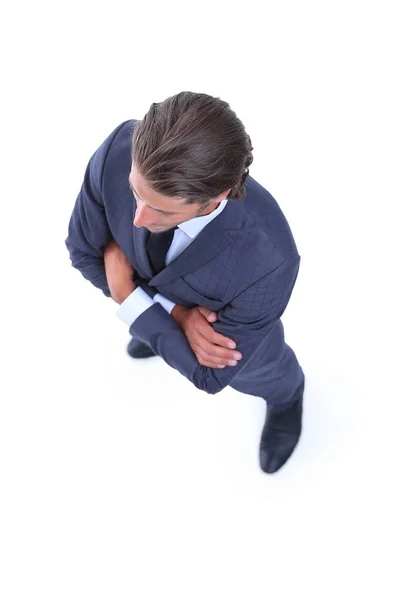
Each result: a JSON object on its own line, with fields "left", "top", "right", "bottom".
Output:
{"left": 259, "top": 395, "right": 303, "bottom": 474}
{"left": 127, "top": 338, "right": 156, "bottom": 359}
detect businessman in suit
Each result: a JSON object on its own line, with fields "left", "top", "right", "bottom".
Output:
{"left": 65, "top": 91, "right": 305, "bottom": 474}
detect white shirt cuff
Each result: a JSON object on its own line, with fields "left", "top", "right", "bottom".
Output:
{"left": 153, "top": 293, "right": 176, "bottom": 314}
{"left": 116, "top": 287, "right": 155, "bottom": 326}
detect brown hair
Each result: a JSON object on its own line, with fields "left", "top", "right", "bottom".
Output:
{"left": 131, "top": 91, "right": 253, "bottom": 206}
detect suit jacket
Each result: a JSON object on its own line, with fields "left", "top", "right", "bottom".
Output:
{"left": 65, "top": 120, "right": 301, "bottom": 394}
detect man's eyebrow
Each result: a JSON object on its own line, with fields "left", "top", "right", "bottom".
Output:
{"left": 128, "top": 179, "right": 180, "bottom": 215}
{"left": 128, "top": 180, "right": 142, "bottom": 199}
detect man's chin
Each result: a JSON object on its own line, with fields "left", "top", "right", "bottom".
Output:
{"left": 148, "top": 225, "right": 173, "bottom": 233}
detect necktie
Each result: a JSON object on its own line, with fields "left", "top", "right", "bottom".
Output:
{"left": 146, "top": 226, "right": 177, "bottom": 275}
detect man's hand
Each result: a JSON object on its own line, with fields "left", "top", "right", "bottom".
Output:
{"left": 104, "top": 240, "right": 136, "bottom": 304}
{"left": 171, "top": 305, "right": 242, "bottom": 369}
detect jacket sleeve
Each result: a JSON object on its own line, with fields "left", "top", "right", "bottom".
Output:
{"left": 129, "top": 257, "right": 301, "bottom": 394}
{"left": 65, "top": 122, "right": 128, "bottom": 297}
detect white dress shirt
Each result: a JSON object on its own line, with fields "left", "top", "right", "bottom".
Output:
{"left": 116, "top": 198, "right": 228, "bottom": 326}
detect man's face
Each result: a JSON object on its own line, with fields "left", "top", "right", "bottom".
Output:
{"left": 129, "top": 167, "right": 228, "bottom": 233}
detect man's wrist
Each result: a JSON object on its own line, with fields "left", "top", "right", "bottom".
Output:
{"left": 113, "top": 282, "right": 136, "bottom": 305}
{"left": 171, "top": 304, "right": 188, "bottom": 324}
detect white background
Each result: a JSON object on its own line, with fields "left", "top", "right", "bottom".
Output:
{"left": 1, "top": 1, "right": 399, "bottom": 598}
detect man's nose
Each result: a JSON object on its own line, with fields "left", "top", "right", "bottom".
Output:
{"left": 133, "top": 204, "right": 152, "bottom": 228}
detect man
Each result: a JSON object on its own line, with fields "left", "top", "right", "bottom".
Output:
{"left": 65, "top": 91, "right": 305, "bottom": 474}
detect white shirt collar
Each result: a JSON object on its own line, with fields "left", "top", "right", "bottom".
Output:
{"left": 177, "top": 198, "right": 228, "bottom": 239}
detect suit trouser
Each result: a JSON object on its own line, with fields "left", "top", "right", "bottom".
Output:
{"left": 229, "top": 319, "right": 305, "bottom": 408}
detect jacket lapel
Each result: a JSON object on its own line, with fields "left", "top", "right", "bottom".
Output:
{"left": 132, "top": 198, "right": 245, "bottom": 285}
